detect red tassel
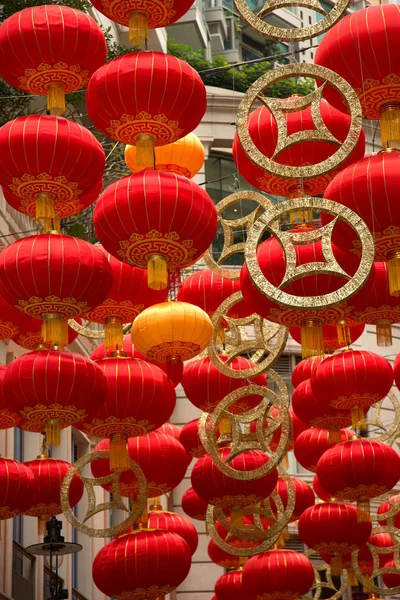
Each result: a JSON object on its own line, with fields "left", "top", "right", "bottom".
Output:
{"left": 166, "top": 355, "right": 183, "bottom": 385}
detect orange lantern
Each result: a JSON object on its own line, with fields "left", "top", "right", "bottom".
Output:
{"left": 125, "top": 133, "right": 204, "bottom": 178}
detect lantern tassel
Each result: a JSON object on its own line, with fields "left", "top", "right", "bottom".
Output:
{"left": 47, "top": 83, "right": 66, "bottom": 116}
{"left": 140, "top": 503, "right": 148, "bottom": 529}
{"left": 351, "top": 406, "right": 366, "bottom": 431}
{"left": 230, "top": 506, "right": 244, "bottom": 527}
{"left": 45, "top": 419, "right": 62, "bottom": 447}
{"left": 129, "top": 11, "right": 148, "bottom": 46}
{"left": 376, "top": 319, "right": 393, "bottom": 347}
{"left": 300, "top": 321, "right": 324, "bottom": 358}
{"left": 110, "top": 432, "right": 129, "bottom": 472}
{"left": 136, "top": 134, "right": 155, "bottom": 168}
{"left": 218, "top": 415, "right": 232, "bottom": 436}
{"left": 166, "top": 355, "right": 183, "bottom": 385}
{"left": 104, "top": 317, "right": 124, "bottom": 351}
{"left": 147, "top": 254, "right": 168, "bottom": 290}
{"left": 347, "top": 569, "right": 359, "bottom": 588}
{"left": 380, "top": 104, "right": 400, "bottom": 149}
{"left": 42, "top": 315, "right": 68, "bottom": 348}
{"left": 38, "top": 515, "right": 48, "bottom": 536}
{"left": 328, "top": 428, "right": 341, "bottom": 444}
{"left": 336, "top": 320, "right": 351, "bottom": 347}
{"left": 216, "top": 324, "right": 226, "bottom": 345}
{"left": 330, "top": 555, "right": 342, "bottom": 576}
{"left": 388, "top": 251, "right": 400, "bottom": 297}
{"left": 36, "top": 193, "right": 55, "bottom": 220}
{"left": 357, "top": 498, "right": 371, "bottom": 522}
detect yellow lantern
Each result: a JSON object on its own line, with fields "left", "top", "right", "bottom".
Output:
{"left": 125, "top": 133, "right": 205, "bottom": 179}
{"left": 131, "top": 301, "right": 213, "bottom": 383}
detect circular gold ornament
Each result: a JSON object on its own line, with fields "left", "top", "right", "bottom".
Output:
{"left": 204, "top": 190, "right": 273, "bottom": 279}
{"left": 245, "top": 197, "right": 374, "bottom": 310}
{"left": 68, "top": 319, "right": 105, "bottom": 339}
{"left": 60, "top": 450, "right": 148, "bottom": 538}
{"left": 236, "top": 64, "right": 362, "bottom": 180}
{"left": 198, "top": 369, "right": 290, "bottom": 479}
{"left": 208, "top": 291, "right": 288, "bottom": 378}
{"left": 206, "top": 466, "right": 296, "bottom": 556}
{"left": 233, "top": 0, "right": 349, "bottom": 42}
{"left": 304, "top": 549, "right": 348, "bottom": 600}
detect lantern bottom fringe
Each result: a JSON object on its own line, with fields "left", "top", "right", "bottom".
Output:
{"left": 216, "top": 324, "right": 226, "bottom": 345}
{"left": 140, "top": 504, "right": 148, "bottom": 528}
{"left": 351, "top": 406, "right": 366, "bottom": 431}
{"left": 36, "top": 193, "right": 55, "bottom": 220}
{"left": 347, "top": 568, "right": 358, "bottom": 587}
{"left": 42, "top": 216, "right": 60, "bottom": 234}
{"left": 282, "top": 453, "right": 289, "bottom": 470}
{"left": 166, "top": 355, "right": 183, "bottom": 385}
{"left": 104, "top": 317, "right": 124, "bottom": 351}
{"left": 380, "top": 104, "right": 400, "bottom": 150}
{"left": 300, "top": 322, "right": 324, "bottom": 359}
{"left": 388, "top": 251, "right": 400, "bottom": 297}
{"left": 147, "top": 254, "right": 168, "bottom": 290}
{"left": 357, "top": 499, "right": 371, "bottom": 522}
{"left": 330, "top": 555, "right": 342, "bottom": 575}
{"left": 110, "top": 433, "right": 129, "bottom": 472}
{"left": 336, "top": 320, "right": 351, "bottom": 347}
{"left": 136, "top": 133, "right": 155, "bottom": 168}
{"left": 218, "top": 415, "right": 232, "bottom": 436}
{"left": 45, "top": 419, "right": 62, "bottom": 446}
{"left": 376, "top": 319, "right": 393, "bottom": 347}
{"left": 38, "top": 515, "right": 48, "bottom": 536}
{"left": 328, "top": 428, "right": 341, "bottom": 444}
{"left": 230, "top": 506, "right": 244, "bottom": 527}
{"left": 47, "top": 83, "right": 66, "bottom": 116}
{"left": 42, "top": 315, "right": 68, "bottom": 348}
{"left": 129, "top": 11, "right": 148, "bottom": 46}
{"left": 239, "top": 556, "right": 248, "bottom": 567}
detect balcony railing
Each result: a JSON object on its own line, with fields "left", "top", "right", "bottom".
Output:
{"left": 12, "top": 541, "right": 35, "bottom": 600}
{"left": 72, "top": 588, "right": 89, "bottom": 600}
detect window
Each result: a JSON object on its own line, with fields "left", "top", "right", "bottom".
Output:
{"left": 300, "top": 10, "right": 303, "bottom": 18}
{"left": 308, "top": 15, "right": 312, "bottom": 24}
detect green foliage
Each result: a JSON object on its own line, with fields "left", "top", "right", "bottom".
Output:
{"left": 167, "top": 39, "right": 314, "bottom": 97}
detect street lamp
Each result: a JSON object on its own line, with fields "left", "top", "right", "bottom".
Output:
{"left": 27, "top": 516, "right": 82, "bottom": 600}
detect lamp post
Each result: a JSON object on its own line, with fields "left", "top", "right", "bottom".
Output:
{"left": 27, "top": 516, "right": 82, "bottom": 600}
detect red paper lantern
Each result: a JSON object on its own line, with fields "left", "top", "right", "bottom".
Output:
{"left": 156, "top": 422, "right": 181, "bottom": 439}
{"left": 323, "top": 153, "right": 400, "bottom": 295}
{"left": 317, "top": 439, "right": 400, "bottom": 515}
{"left": 298, "top": 503, "right": 372, "bottom": 571}
{"left": 0, "top": 115, "right": 105, "bottom": 224}
{"left": 355, "top": 533, "right": 395, "bottom": 576}
{"left": 0, "top": 295, "right": 27, "bottom": 340}
{"left": 3, "top": 349, "right": 107, "bottom": 445}
{"left": 148, "top": 509, "right": 198, "bottom": 555}
{"left": 191, "top": 449, "right": 278, "bottom": 513}
{"left": 86, "top": 52, "right": 206, "bottom": 168}
{"left": 313, "top": 475, "right": 332, "bottom": 502}
{"left": 208, "top": 539, "right": 242, "bottom": 569}
{"left": 249, "top": 406, "right": 307, "bottom": 452}
{"left": 0, "top": 365, "right": 20, "bottom": 430}
{"left": 0, "top": 5, "right": 107, "bottom": 115}
{"left": 393, "top": 354, "right": 400, "bottom": 392}
{"left": 0, "top": 234, "right": 113, "bottom": 347}
{"left": 84, "top": 250, "right": 167, "bottom": 350}
{"left": 0, "top": 457, "right": 37, "bottom": 520}
{"left": 93, "top": 529, "right": 192, "bottom": 600}
{"left": 290, "top": 319, "right": 364, "bottom": 354}
{"left": 11, "top": 315, "right": 80, "bottom": 350}
{"left": 78, "top": 357, "right": 176, "bottom": 471}
{"left": 182, "top": 487, "right": 208, "bottom": 522}
{"left": 381, "top": 560, "right": 400, "bottom": 589}
{"left": 90, "top": 0, "right": 195, "bottom": 45}
{"left": 24, "top": 457, "right": 83, "bottom": 531}
{"left": 348, "top": 263, "right": 400, "bottom": 346}
{"left": 240, "top": 231, "right": 354, "bottom": 357}
{"left": 90, "top": 335, "right": 167, "bottom": 374}
{"left": 93, "top": 172, "right": 217, "bottom": 291}
{"left": 177, "top": 269, "right": 250, "bottom": 322}
{"left": 311, "top": 350, "right": 393, "bottom": 428}
{"left": 92, "top": 432, "right": 189, "bottom": 498}
{"left": 315, "top": 6, "right": 400, "bottom": 136}
{"left": 182, "top": 355, "right": 267, "bottom": 414}
{"left": 233, "top": 99, "right": 365, "bottom": 198}
{"left": 242, "top": 550, "right": 315, "bottom": 600}
{"left": 378, "top": 494, "right": 400, "bottom": 528}
{"left": 291, "top": 356, "right": 324, "bottom": 389}
{"left": 215, "top": 570, "right": 250, "bottom": 600}
{"left": 271, "top": 477, "right": 315, "bottom": 522}
{"left": 294, "top": 428, "right": 353, "bottom": 473}
{"left": 179, "top": 419, "right": 207, "bottom": 459}
{"left": 292, "top": 378, "right": 356, "bottom": 434}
